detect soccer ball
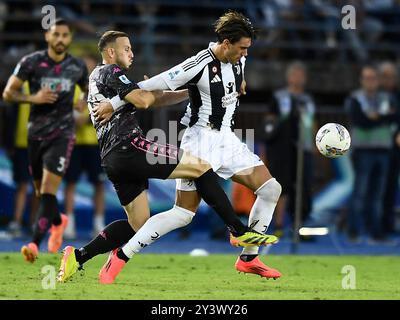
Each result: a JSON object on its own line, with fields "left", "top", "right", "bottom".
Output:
{"left": 315, "top": 123, "right": 351, "bottom": 158}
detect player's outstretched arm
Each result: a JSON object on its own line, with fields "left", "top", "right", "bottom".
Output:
{"left": 150, "top": 89, "right": 188, "bottom": 108}
{"left": 124, "top": 88, "right": 163, "bottom": 109}
{"left": 124, "top": 88, "right": 188, "bottom": 108}
{"left": 94, "top": 88, "right": 188, "bottom": 125}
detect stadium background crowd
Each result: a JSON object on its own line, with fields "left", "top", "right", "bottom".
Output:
{"left": 0, "top": 0, "right": 400, "bottom": 250}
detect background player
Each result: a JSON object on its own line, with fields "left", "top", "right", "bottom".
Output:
{"left": 2, "top": 18, "right": 88, "bottom": 262}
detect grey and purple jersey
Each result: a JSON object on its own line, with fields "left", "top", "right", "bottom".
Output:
{"left": 13, "top": 50, "right": 88, "bottom": 140}
{"left": 88, "top": 64, "right": 141, "bottom": 159}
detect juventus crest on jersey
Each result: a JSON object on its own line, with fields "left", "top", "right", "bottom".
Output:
{"left": 161, "top": 43, "right": 245, "bottom": 130}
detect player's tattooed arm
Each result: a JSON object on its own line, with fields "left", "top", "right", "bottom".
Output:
{"left": 124, "top": 88, "right": 163, "bottom": 109}
{"left": 92, "top": 88, "right": 163, "bottom": 125}
{"left": 3, "top": 75, "right": 58, "bottom": 104}
{"left": 124, "top": 88, "right": 188, "bottom": 108}
{"left": 93, "top": 88, "right": 187, "bottom": 125}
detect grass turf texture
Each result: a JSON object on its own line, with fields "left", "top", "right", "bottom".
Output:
{"left": 0, "top": 253, "right": 399, "bottom": 300}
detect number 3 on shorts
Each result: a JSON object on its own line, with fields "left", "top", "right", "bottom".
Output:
{"left": 57, "top": 157, "right": 66, "bottom": 173}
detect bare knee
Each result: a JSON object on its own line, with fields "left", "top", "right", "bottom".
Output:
{"left": 40, "top": 172, "right": 62, "bottom": 194}
{"left": 256, "top": 178, "right": 282, "bottom": 202}
{"left": 124, "top": 205, "right": 150, "bottom": 231}
{"left": 175, "top": 190, "right": 200, "bottom": 213}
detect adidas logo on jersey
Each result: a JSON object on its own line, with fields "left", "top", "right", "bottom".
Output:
{"left": 211, "top": 75, "right": 222, "bottom": 83}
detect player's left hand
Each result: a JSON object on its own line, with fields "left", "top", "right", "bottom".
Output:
{"left": 93, "top": 100, "right": 114, "bottom": 125}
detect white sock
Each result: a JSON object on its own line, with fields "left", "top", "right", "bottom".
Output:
{"left": 122, "top": 205, "right": 195, "bottom": 258}
{"left": 241, "top": 178, "right": 282, "bottom": 256}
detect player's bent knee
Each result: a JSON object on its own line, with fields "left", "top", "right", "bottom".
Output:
{"left": 175, "top": 190, "right": 200, "bottom": 213}
{"left": 255, "top": 178, "right": 282, "bottom": 203}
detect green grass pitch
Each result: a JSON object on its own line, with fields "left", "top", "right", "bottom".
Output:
{"left": 0, "top": 253, "right": 399, "bottom": 300}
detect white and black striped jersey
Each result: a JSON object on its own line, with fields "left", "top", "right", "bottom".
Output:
{"left": 160, "top": 43, "right": 245, "bottom": 130}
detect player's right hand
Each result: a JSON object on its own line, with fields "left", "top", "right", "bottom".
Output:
{"left": 31, "top": 87, "right": 58, "bottom": 104}
{"left": 93, "top": 100, "right": 114, "bottom": 126}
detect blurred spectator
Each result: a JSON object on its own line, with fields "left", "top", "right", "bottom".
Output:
{"left": 340, "top": 0, "right": 384, "bottom": 62}
{"left": 262, "top": 61, "right": 316, "bottom": 238}
{"left": 378, "top": 62, "right": 400, "bottom": 234}
{"left": 345, "top": 65, "right": 398, "bottom": 243}
{"left": 3, "top": 83, "right": 39, "bottom": 237}
{"left": 247, "top": 0, "right": 313, "bottom": 58}
{"left": 308, "top": 0, "right": 341, "bottom": 49}
{"left": 134, "top": 3, "right": 159, "bottom": 66}
{"left": 299, "top": 0, "right": 386, "bottom": 61}
{"left": 246, "top": 0, "right": 285, "bottom": 42}
{"left": 63, "top": 54, "right": 106, "bottom": 239}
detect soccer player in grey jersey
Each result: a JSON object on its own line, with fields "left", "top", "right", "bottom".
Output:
{"left": 3, "top": 18, "right": 88, "bottom": 262}
{"left": 95, "top": 11, "right": 282, "bottom": 279}
{"left": 57, "top": 30, "right": 277, "bottom": 284}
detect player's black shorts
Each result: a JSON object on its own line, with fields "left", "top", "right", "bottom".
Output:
{"left": 102, "top": 134, "right": 182, "bottom": 206}
{"left": 28, "top": 135, "right": 75, "bottom": 180}
{"left": 64, "top": 145, "right": 106, "bottom": 184}
{"left": 11, "top": 148, "right": 31, "bottom": 183}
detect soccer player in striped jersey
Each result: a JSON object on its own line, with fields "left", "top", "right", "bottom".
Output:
{"left": 94, "top": 11, "right": 283, "bottom": 280}
{"left": 57, "top": 30, "right": 277, "bottom": 284}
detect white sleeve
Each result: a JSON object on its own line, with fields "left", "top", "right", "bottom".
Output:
{"left": 110, "top": 95, "right": 127, "bottom": 110}
{"left": 137, "top": 74, "right": 170, "bottom": 91}
{"left": 109, "top": 72, "right": 167, "bottom": 109}
{"left": 158, "top": 50, "right": 213, "bottom": 90}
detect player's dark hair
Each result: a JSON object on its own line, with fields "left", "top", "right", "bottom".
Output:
{"left": 98, "top": 31, "right": 129, "bottom": 52}
{"left": 214, "top": 11, "right": 257, "bottom": 44}
{"left": 48, "top": 18, "right": 72, "bottom": 32}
